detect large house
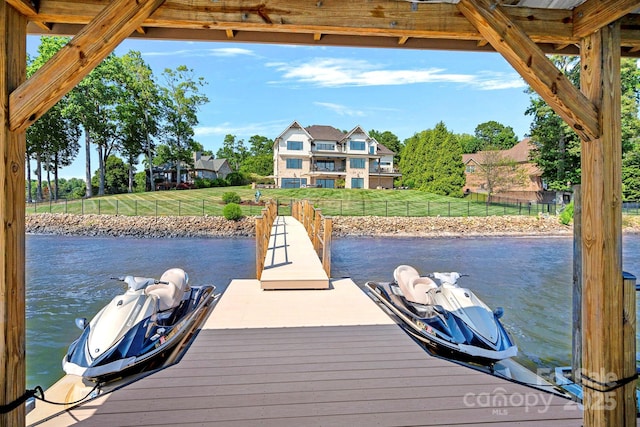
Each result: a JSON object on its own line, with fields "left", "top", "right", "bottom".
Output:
{"left": 273, "top": 121, "right": 401, "bottom": 189}
{"left": 462, "top": 138, "right": 550, "bottom": 203}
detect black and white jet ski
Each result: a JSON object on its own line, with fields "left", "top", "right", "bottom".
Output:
{"left": 63, "top": 268, "right": 216, "bottom": 380}
{"left": 365, "top": 265, "right": 517, "bottom": 363}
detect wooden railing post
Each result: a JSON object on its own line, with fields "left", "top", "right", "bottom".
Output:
{"left": 255, "top": 199, "right": 278, "bottom": 280}
{"left": 322, "top": 217, "right": 332, "bottom": 276}
{"left": 313, "top": 209, "right": 322, "bottom": 252}
{"left": 255, "top": 213, "right": 264, "bottom": 279}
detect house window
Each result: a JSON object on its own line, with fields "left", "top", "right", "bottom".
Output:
{"left": 316, "top": 179, "right": 335, "bottom": 188}
{"left": 369, "top": 146, "right": 375, "bottom": 155}
{"left": 315, "top": 160, "right": 335, "bottom": 171}
{"left": 350, "top": 158, "right": 365, "bottom": 169}
{"left": 351, "top": 178, "right": 364, "bottom": 188}
{"left": 466, "top": 165, "right": 476, "bottom": 173}
{"left": 349, "top": 141, "right": 365, "bottom": 151}
{"left": 287, "top": 141, "right": 303, "bottom": 150}
{"left": 286, "top": 158, "right": 302, "bottom": 169}
{"left": 316, "top": 143, "right": 334, "bottom": 151}
{"left": 281, "top": 178, "right": 307, "bottom": 188}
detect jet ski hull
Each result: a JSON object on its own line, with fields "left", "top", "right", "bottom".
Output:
{"left": 63, "top": 285, "right": 215, "bottom": 381}
{"left": 365, "top": 281, "right": 517, "bottom": 364}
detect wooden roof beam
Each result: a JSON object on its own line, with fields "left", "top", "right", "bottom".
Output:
{"left": 457, "top": 0, "right": 600, "bottom": 142}
{"left": 5, "top": 0, "right": 36, "bottom": 16}
{"left": 9, "top": 0, "right": 166, "bottom": 132}
{"left": 573, "top": 0, "right": 640, "bottom": 39}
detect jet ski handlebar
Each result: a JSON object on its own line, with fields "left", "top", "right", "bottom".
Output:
{"left": 429, "top": 272, "right": 468, "bottom": 285}
{"left": 111, "top": 276, "right": 170, "bottom": 291}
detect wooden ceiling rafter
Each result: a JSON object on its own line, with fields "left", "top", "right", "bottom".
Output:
{"left": 18, "top": 1, "right": 577, "bottom": 45}
{"left": 456, "top": 0, "right": 600, "bottom": 142}
{"left": 17, "top": 0, "right": 640, "bottom": 55}
{"left": 5, "top": 0, "right": 35, "bottom": 16}
{"left": 572, "top": 0, "right": 640, "bottom": 38}
{"left": 6, "top": 0, "right": 52, "bottom": 31}
{"left": 9, "top": 0, "right": 167, "bottom": 133}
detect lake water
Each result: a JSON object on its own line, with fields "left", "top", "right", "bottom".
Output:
{"left": 25, "top": 233, "right": 640, "bottom": 390}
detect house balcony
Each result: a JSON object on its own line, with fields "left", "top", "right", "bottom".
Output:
{"left": 310, "top": 160, "right": 346, "bottom": 174}
{"left": 369, "top": 166, "right": 402, "bottom": 176}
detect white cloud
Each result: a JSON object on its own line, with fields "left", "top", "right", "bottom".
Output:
{"left": 195, "top": 120, "right": 291, "bottom": 138}
{"left": 266, "top": 57, "right": 525, "bottom": 90}
{"left": 313, "top": 102, "right": 365, "bottom": 117}
{"left": 142, "top": 47, "right": 256, "bottom": 58}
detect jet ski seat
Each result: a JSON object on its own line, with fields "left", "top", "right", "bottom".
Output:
{"left": 145, "top": 268, "right": 189, "bottom": 311}
{"left": 393, "top": 265, "right": 438, "bottom": 305}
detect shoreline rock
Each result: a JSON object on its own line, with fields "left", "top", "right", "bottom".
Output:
{"left": 28, "top": 212, "right": 640, "bottom": 239}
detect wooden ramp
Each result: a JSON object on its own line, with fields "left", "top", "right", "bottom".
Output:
{"left": 259, "top": 216, "right": 329, "bottom": 290}
{"left": 28, "top": 279, "right": 583, "bottom": 426}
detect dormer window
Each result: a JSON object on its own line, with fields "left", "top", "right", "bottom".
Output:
{"left": 349, "top": 141, "right": 365, "bottom": 151}
{"left": 287, "top": 141, "right": 303, "bottom": 150}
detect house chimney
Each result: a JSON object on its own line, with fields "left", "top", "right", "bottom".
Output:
{"left": 194, "top": 151, "right": 201, "bottom": 162}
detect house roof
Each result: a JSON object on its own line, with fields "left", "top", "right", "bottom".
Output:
{"left": 462, "top": 138, "right": 533, "bottom": 165}
{"left": 194, "top": 157, "right": 229, "bottom": 172}
{"left": 376, "top": 143, "right": 394, "bottom": 155}
{"left": 305, "top": 125, "right": 346, "bottom": 142}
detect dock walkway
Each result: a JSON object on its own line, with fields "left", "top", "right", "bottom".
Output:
{"left": 260, "top": 216, "right": 329, "bottom": 290}
{"left": 27, "top": 216, "right": 583, "bottom": 426}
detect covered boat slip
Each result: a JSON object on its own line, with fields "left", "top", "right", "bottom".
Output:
{"left": 3, "top": 1, "right": 639, "bottom": 425}
{"left": 29, "top": 278, "right": 582, "bottom": 426}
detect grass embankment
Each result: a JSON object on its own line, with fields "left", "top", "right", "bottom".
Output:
{"left": 27, "top": 187, "right": 554, "bottom": 218}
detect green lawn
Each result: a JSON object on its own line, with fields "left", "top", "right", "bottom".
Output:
{"left": 27, "top": 186, "right": 556, "bottom": 218}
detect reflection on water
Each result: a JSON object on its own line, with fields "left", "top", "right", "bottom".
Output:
{"left": 25, "top": 234, "right": 640, "bottom": 390}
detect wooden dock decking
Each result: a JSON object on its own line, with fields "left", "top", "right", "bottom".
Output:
{"left": 26, "top": 216, "right": 584, "bottom": 426}
{"left": 28, "top": 279, "right": 583, "bottom": 426}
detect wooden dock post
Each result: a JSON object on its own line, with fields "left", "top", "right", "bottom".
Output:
{"left": 580, "top": 22, "right": 634, "bottom": 426}
{"left": 0, "top": 5, "right": 26, "bottom": 427}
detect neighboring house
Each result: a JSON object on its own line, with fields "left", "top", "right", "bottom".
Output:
{"left": 462, "top": 138, "right": 549, "bottom": 203}
{"left": 149, "top": 153, "right": 232, "bottom": 190}
{"left": 273, "top": 121, "right": 401, "bottom": 189}
{"left": 191, "top": 152, "right": 232, "bottom": 181}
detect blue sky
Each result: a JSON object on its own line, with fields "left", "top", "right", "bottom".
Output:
{"left": 27, "top": 37, "right": 533, "bottom": 180}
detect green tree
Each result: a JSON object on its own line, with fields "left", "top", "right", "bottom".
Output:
{"left": 92, "top": 156, "right": 128, "bottom": 195}
{"left": 26, "top": 37, "right": 81, "bottom": 201}
{"left": 159, "top": 65, "right": 209, "bottom": 185}
{"left": 623, "top": 148, "right": 640, "bottom": 201}
{"left": 65, "top": 52, "right": 122, "bottom": 197}
{"left": 117, "top": 51, "right": 161, "bottom": 193}
{"left": 216, "top": 134, "right": 248, "bottom": 171}
{"left": 458, "top": 132, "right": 482, "bottom": 154}
{"left": 474, "top": 121, "right": 518, "bottom": 150}
{"left": 526, "top": 56, "right": 640, "bottom": 192}
{"left": 399, "top": 122, "right": 465, "bottom": 196}
{"left": 423, "top": 122, "right": 466, "bottom": 197}
{"left": 369, "top": 130, "right": 402, "bottom": 164}
{"left": 240, "top": 135, "right": 273, "bottom": 176}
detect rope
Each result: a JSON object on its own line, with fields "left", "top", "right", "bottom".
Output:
{"left": 0, "top": 382, "right": 102, "bottom": 414}
{"left": 580, "top": 372, "right": 639, "bottom": 393}
{"left": 0, "top": 386, "right": 43, "bottom": 414}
